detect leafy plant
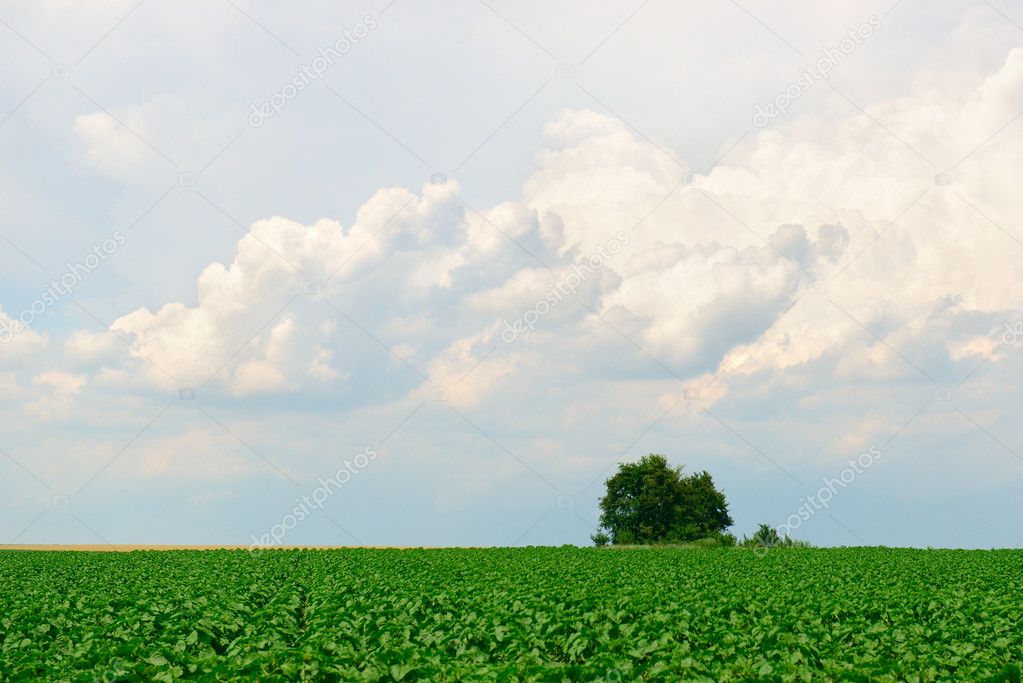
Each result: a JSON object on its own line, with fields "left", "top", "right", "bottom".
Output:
{"left": 0, "top": 547, "right": 1019, "bottom": 680}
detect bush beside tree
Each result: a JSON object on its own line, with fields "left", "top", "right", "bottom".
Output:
{"left": 740, "top": 523, "right": 812, "bottom": 549}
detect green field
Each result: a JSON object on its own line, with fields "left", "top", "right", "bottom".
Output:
{"left": 1, "top": 548, "right": 1021, "bottom": 681}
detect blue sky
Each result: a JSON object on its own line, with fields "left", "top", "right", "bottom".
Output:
{"left": 2, "top": 0, "right": 1023, "bottom": 548}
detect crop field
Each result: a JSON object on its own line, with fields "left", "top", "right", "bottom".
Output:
{"left": 1, "top": 548, "right": 1021, "bottom": 681}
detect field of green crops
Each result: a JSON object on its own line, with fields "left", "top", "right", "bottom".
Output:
{"left": 1, "top": 547, "right": 1021, "bottom": 681}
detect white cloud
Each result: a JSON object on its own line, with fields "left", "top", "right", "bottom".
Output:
{"left": 26, "top": 371, "right": 86, "bottom": 419}
{"left": 306, "top": 348, "right": 345, "bottom": 382}
{"left": 133, "top": 428, "right": 265, "bottom": 481}
{"left": 0, "top": 306, "right": 48, "bottom": 363}
{"left": 230, "top": 318, "right": 298, "bottom": 395}
{"left": 73, "top": 110, "right": 153, "bottom": 179}
{"left": 52, "top": 45, "right": 1023, "bottom": 418}
{"left": 65, "top": 329, "right": 120, "bottom": 364}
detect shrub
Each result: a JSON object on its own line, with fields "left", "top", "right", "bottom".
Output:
{"left": 740, "top": 523, "right": 812, "bottom": 549}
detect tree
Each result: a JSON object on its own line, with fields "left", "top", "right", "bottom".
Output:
{"left": 596, "top": 454, "right": 733, "bottom": 545}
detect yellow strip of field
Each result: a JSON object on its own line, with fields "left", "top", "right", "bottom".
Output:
{"left": 0, "top": 545, "right": 429, "bottom": 551}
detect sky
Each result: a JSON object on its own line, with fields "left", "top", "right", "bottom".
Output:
{"left": 1, "top": 0, "right": 1022, "bottom": 548}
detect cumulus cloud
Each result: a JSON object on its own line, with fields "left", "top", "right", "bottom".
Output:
{"left": 132, "top": 428, "right": 269, "bottom": 481}
{"left": 701, "top": 53, "right": 1023, "bottom": 385}
{"left": 604, "top": 230, "right": 815, "bottom": 370}
{"left": 65, "top": 329, "right": 120, "bottom": 364}
{"left": 0, "top": 306, "right": 48, "bottom": 363}
{"left": 73, "top": 111, "right": 152, "bottom": 178}
{"left": 65, "top": 185, "right": 428, "bottom": 393}
{"left": 26, "top": 371, "right": 86, "bottom": 419}
{"left": 53, "top": 46, "right": 1023, "bottom": 421}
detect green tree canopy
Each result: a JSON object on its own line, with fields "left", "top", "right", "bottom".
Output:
{"left": 596, "top": 454, "right": 733, "bottom": 544}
